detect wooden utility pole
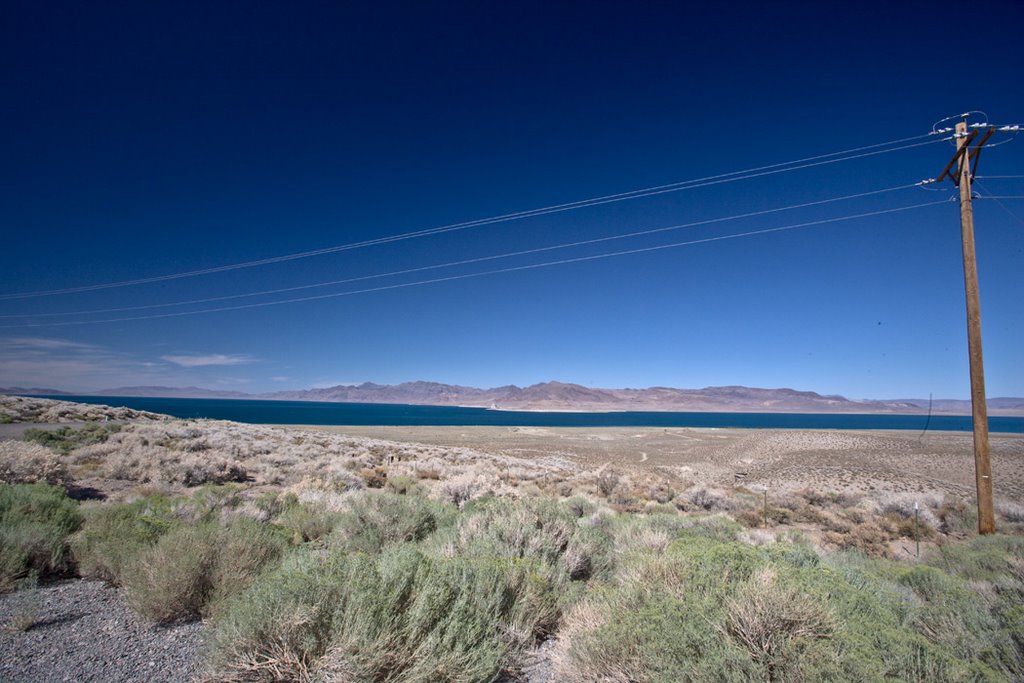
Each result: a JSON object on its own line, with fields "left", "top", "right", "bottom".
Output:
{"left": 938, "top": 120, "right": 995, "bottom": 534}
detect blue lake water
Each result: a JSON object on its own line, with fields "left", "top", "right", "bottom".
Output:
{"left": 36, "top": 395, "right": 1024, "bottom": 433}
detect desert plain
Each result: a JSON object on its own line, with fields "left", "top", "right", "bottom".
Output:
{"left": 298, "top": 424, "right": 1024, "bottom": 504}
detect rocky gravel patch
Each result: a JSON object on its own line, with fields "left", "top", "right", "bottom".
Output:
{"left": 0, "top": 579, "right": 203, "bottom": 682}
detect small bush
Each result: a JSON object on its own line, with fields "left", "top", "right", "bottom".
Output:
{"left": 563, "top": 524, "right": 615, "bottom": 581}
{"left": 172, "top": 485, "right": 243, "bottom": 524}
{"left": 726, "top": 567, "right": 834, "bottom": 674}
{"left": 995, "top": 500, "right": 1024, "bottom": 524}
{"left": 177, "top": 456, "right": 248, "bottom": 487}
{"left": 596, "top": 470, "right": 619, "bottom": 497}
{"left": 825, "top": 521, "right": 894, "bottom": 557}
{"left": 208, "top": 520, "right": 289, "bottom": 616}
{"left": 440, "top": 474, "right": 483, "bottom": 507}
{"left": 685, "top": 514, "right": 745, "bottom": 543}
{"left": 205, "top": 549, "right": 345, "bottom": 681}
{"left": 0, "top": 441, "right": 70, "bottom": 486}
{"left": 938, "top": 496, "right": 978, "bottom": 535}
{"left": 562, "top": 496, "right": 597, "bottom": 519}
{"left": 554, "top": 532, "right": 1013, "bottom": 683}
{"left": 124, "top": 520, "right": 287, "bottom": 624}
{"left": 0, "top": 483, "right": 81, "bottom": 590}
{"left": 24, "top": 425, "right": 110, "bottom": 455}
{"left": 359, "top": 466, "right": 388, "bottom": 489}
{"left": 648, "top": 481, "right": 675, "bottom": 504}
{"left": 70, "top": 495, "right": 180, "bottom": 583}
{"left": 452, "top": 499, "right": 581, "bottom": 569}
{"left": 332, "top": 492, "right": 455, "bottom": 554}
{"left": 124, "top": 524, "right": 218, "bottom": 623}
{"left": 552, "top": 537, "right": 762, "bottom": 682}
{"left": 415, "top": 467, "right": 441, "bottom": 480}
{"left": 687, "top": 487, "right": 735, "bottom": 512}
{"left": 385, "top": 474, "right": 424, "bottom": 496}
{"left": 276, "top": 500, "right": 343, "bottom": 543}
{"left": 206, "top": 544, "right": 564, "bottom": 682}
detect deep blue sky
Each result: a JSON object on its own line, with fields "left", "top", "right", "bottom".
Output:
{"left": 1, "top": 0, "right": 1022, "bottom": 398}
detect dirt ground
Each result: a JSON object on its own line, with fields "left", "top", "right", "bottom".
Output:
{"left": 294, "top": 426, "right": 1024, "bottom": 503}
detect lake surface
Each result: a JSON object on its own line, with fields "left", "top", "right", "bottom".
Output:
{"left": 35, "top": 395, "right": 1024, "bottom": 433}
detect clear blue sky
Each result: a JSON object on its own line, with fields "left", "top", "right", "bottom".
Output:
{"left": 1, "top": 1, "right": 1022, "bottom": 398}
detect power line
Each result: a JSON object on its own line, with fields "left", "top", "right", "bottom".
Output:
{"left": 0, "top": 200, "right": 948, "bottom": 329}
{"left": 974, "top": 175, "right": 1024, "bottom": 179}
{"left": 0, "top": 182, "right": 922, "bottom": 319}
{"left": 0, "top": 133, "right": 946, "bottom": 301}
{"left": 974, "top": 181, "right": 1024, "bottom": 228}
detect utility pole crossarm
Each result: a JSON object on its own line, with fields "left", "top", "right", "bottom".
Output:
{"left": 969, "top": 128, "right": 996, "bottom": 180}
{"left": 936, "top": 128, "right": 980, "bottom": 184}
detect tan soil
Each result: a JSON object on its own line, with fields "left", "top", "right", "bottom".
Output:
{"left": 293, "top": 425, "right": 1024, "bottom": 503}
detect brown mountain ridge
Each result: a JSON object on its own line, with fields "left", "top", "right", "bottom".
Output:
{"left": 6, "top": 381, "right": 1022, "bottom": 415}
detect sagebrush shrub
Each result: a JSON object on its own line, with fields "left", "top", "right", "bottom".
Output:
{"left": 331, "top": 491, "right": 455, "bottom": 554}
{"left": 0, "top": 483, "right": 81, "bottom": 590}
{"left": 24, "top": 424, "right": 113, "bottom": 455}
{"left": 206, "top": 543, "right": 565, "bottom": 682}
{"left": 71, "top": 494, "right": 179, "bottom": 583}
{"left": 124, "top": 524, "right": 218, "bottom": 623}
{"left": 0, "top": 440, "right": 71, "bottom": 486}
{"left": 551, "top": 529, "right": 1009, "bottom": 683}
{"left": 124, "top": 519, "right": 287, "bottom": 624}
{"left": 726, "top": 567, "right": 834, "bottom": 674}
{"left": 276, "top": 500, "right": 343, "bottom": 543}
{"left": 452, "top": 497, "right": 576, "bottom": 564}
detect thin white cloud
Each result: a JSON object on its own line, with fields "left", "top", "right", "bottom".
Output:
{"left": 0, "top": 338, "right": 268, "bottom": 392}
{"left": 0, "top": 336, "right": 167, "bottom": 391}
{"left": 4, "top": 337, "right": 99, "bottom": 351}
{"left": 161, "top": 354, "right": 255, "bottom": 368}
{"left": 270, "top": 376, "right": 290, "bottom": 382}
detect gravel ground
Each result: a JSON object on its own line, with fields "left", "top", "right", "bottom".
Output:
{"left": 0, "top": 579, "right": 204, "bottom": 683}
{"left": 0, "top": 579, "right": 557, "bottom": 683}
{"left": 517, "top": 638, "right": 557, "bottom": 683}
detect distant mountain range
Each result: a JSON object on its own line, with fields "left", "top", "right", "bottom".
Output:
{"left": 3, "top": 381, "right": 1023, "bottom": 415}
{"left": 0, "top": 387, "right": 70, "bottom": 397}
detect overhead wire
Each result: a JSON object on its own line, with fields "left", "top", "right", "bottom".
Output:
{"left": 0, "top": 199, "right": 949, "bottom": 329}
{"left": 972, "top": 181, "right": 1024, "bottom": 228}
{"left": 0, "top": 133, "right": 947, "bottom": 301}
{"left": 0, "top": 182, "right": 923, "bottom": 319}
